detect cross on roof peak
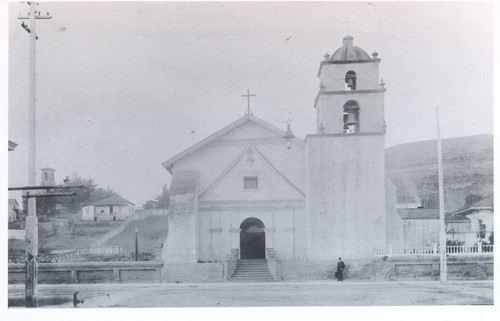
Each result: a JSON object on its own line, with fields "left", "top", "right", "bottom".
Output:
{"left": 242, "top": 89, "right": 256, "bottom": 115}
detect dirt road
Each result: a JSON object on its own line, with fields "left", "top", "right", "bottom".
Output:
{"left": 8, "top": 280, "right": 493, "bottom": 308}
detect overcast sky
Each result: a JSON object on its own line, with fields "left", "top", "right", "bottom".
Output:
{"left": 3, "top": 1, "right": 494, "bottom": 206}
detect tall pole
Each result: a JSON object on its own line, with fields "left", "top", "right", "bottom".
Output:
{"left": 27, "top": 2, "right": 37, "bottom": 187}
{"left": 26, "top": 2, "right": 38, "bottom": 307}
{"left": 135, "top": 228, "right": 139, "bottom": 261}
{"left": 436, "top": 108, "right": 447, "bottom": 282}
{"left": 18, "top": 3, "right": 52, "bottom": 307}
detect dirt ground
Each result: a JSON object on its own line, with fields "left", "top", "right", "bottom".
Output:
{"left": 8, "top": 280, "right": 493, "bottom": 308}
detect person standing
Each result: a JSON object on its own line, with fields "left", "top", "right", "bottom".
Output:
{"left": 336, "top": 257, "right": 345, "bottom": 282}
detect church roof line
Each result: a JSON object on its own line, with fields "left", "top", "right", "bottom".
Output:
{"left": 162, "top": 114, "right": 304, "bottom": 174}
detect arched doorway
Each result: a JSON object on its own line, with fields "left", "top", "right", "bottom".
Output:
{"left": 240, "top": 217, "right": 265, "bottom": 259}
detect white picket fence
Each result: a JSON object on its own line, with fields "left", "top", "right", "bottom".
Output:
{"left": 51, "top": 245, "right": 124, "bottom": 261}
{"left": 374, "top": 244, "right": 494, "bottom": 257}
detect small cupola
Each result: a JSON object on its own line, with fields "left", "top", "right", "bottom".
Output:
{"left": 330, "top": 36, "right": 371, "bottom": 62}
{"left": 40, "top": 167, "right": 56, "bottom": 186}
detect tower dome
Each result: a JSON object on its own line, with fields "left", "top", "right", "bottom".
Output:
{"left": 330, "top": 35, "right": 371, "bottom": 61}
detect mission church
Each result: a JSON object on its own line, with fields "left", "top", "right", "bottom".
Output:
{"left": 160, "top": 36, "right": 404, "bottom": 281}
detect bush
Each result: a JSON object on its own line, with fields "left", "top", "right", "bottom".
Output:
{"left": 446, "top": 239, "right": 463, "bottom": 246}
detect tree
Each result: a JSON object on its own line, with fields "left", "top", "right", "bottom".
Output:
{"left": 142, "top": 184, "right": 170, "bottom": 209}
{"left": 488, "top": 231, "right": 494, "bottom": 245}
{"left": 476, "top": 218, "right": 486, "bottom": 241}
{"left": 155, "top": 184, "right": 170, "bottom": 209}
{"left": 142, "top": 200, "right": 157, "bottom": 210}
{"left": 43, "top": 173, "right": 117, "bottom": 213}
{"left": 35, "top": 194, "right": 58, "bottom": 216}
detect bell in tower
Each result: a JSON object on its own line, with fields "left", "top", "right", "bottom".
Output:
{"left": 343, "top": 112, "right": 358, "bottom": 133}
{"left": 343, "top": 101, "right": 360, "bottom": 133}
{"left": 345, "top": 71, "right": 357, "bottom": 90}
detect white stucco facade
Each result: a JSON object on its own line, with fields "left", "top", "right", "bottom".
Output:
{"left": 161, "top": 36, "right": 402, "bottom": 268}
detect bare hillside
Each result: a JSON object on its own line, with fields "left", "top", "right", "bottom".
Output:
{"left": 385, "top": 135, "right": 493, "bottom": 212}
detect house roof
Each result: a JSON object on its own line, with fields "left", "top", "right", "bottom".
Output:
{"left": 449, "top": 194, "right": 494, "bottom": 216}
{"left": 8, "top": 140, "right": 18, "bottom": 151}
{"left": 397, "top": 208, "right": 440, "bottom": 220}
{"left": 162, "top": 114, "right": 304, "bottom": 174}
{"left": 445, "top": 212, "right": 470, "bottom": 222}
{"left": 92, "top": 195, "right": 135, "bottom": 206}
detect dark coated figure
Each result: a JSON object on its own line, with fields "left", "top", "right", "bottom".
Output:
{"left": 336, "top": 257, "right": 345, "bottom": 282}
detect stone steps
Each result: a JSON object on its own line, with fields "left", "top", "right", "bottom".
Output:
{"left": 229, "top": 259, "right": 275, "bottom": 282}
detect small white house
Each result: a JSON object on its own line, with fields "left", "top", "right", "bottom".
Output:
{"left": 81, "top": 195, "right": 135, "bottom": 221}
{"left": 446, "top": 194, "right": 493, "bottom": 246}
{"left": 8, "top": 199, "right": 21, "bottom": 222}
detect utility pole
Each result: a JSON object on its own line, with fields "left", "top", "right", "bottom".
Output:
{"left": 135, "top": 228, "right": 139, "bottom": 261}
{"left": 18, "top": 2, "right": 52, "bottom": 307}
{"left": 436, "top": 108, "right": 447, "bottom": 282}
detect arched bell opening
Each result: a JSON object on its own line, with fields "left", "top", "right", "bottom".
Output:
{"left": 345, "top": 70, "right": 357, "bottom": 90}
{"left": 239, "top": 217, "right": 266, "bottom": 259}
{"left": 343, "top": 100, "right": 360, "bottom": 133}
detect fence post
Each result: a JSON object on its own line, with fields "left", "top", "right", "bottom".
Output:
{"left": 71, "top": 269, "right": 77, "bottom": 283}
{"left": 388, "top": 243, "right": 393, "bottom": 257}
{"left": 432, "top": 243, "right": 438, "bottom": 255}
{"left": 155, "top": 248, "right": 163, "bottom": 263}
{"left": 477, "top": 241, "right": 482, "bottom": 253}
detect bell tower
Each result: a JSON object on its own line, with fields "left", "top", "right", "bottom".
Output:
{"left": 40, "top": 167, "right": 56, "bottom": 186}
{"left": 305, "top": 36, "right": 388, "bottom": 259}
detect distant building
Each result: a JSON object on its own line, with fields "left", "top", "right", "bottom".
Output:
{"left": 396, "top": 196, "right": 423, "bottom": 209}
{"left": 8, "top": 199, "right": 21, "bottom": 222}
{"left": 446, "top": 194, "right": 493, "bottom": 246}
{"left": 396, "top": 194, "right": 494, "bottom": 247}
{"left": 398, "top": 208, "right": 440, "bottom": 247}
{"left": 81, "top": 195, "right": 135, "bottom": 221}
{"left": 40, "top": 167, "right": 56, "bottom": 186}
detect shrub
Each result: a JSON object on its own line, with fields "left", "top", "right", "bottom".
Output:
{"left": 446, "top": 239, "right": 463, "bottom": 246}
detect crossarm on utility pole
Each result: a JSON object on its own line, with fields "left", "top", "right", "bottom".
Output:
{"left": 9, "top": 185, "right": 85, "bottom": 191}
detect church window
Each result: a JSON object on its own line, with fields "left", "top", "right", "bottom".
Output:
{"left": 244, "top": 176, "right": 258, "bottom": 190}
{"left": 345, "top": 71, "right": 357, "bottom": 90}
{"left": 44, "top": 172, "right": 48, "bottom": 181}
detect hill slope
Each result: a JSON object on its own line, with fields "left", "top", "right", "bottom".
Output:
{"left": 385, "top": 134, "right": 493, "bottom": 212}
{"left": 105, "top": 215, "right": 168, "bottom": 253}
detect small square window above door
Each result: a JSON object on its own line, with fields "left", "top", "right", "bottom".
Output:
{"left": 244, "top": 176, "right": 258, "bottom": 189}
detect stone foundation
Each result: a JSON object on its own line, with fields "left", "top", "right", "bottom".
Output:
{"left": 281, "top": 256, "right": 493, "bottom": 281}
{"left": 9, "top": 261, "right": 163, "bottom": 284}
{"left": 163, "top": 262, "right": 225, "bottom": 283}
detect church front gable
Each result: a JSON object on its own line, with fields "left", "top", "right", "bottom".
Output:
{"left": 164, "top": 115, "right": 304, "bottom": 197}
{"left": 216, "top": 120, "right": 283, "bottom": 142}
{"left": 200, "top": 146, "right": 305, "bottom": 202}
